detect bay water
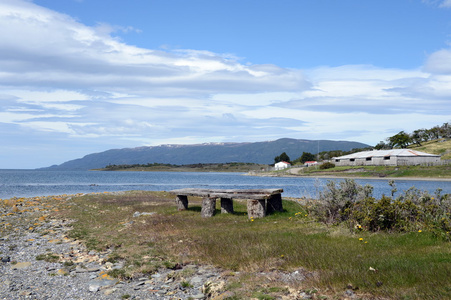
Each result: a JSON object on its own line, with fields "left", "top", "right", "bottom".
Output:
{"left": 0, "top": 169, "right": 450, "bottom": 199}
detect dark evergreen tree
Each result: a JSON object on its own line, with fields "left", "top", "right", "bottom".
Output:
{"left": 300, "top": 152, "right": 316, "bottom": 163}
{"left": 274, "top": 152, "right": 290, "bottom": 164}
{"left": 387, "top": 131, "right": 411, "bottom": 148}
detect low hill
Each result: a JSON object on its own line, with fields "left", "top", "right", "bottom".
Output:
{"left": 409, "top": 139, "right": 451, "bottom": 160}
{"left": 42, "top": 138, "right": 369, "bottom": 171}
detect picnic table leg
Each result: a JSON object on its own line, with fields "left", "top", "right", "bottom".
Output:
{"left": 201, "top": 197, "right": 216, "bottom": 218}
{"left": 266, "top": 193, "right": 283, "bottom": 214}
{"left": 175, "top": 195, "right": 188, "bottom": 211}
{"left": 220, "top": 198, "right": 234, "bottom": 214}
{"left": 247, "top": 199, "right": 266, "bottom": 219}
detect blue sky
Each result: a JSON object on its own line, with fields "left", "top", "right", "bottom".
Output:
{"left": 1, "top": 0, "right": 450, "bottom": 168}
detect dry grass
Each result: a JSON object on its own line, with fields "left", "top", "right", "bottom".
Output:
{"left": 410, "top": 139, "right": 451, "bottom": 160}
{"left": 53, "top": 191, "right": 451, "bottom": 299}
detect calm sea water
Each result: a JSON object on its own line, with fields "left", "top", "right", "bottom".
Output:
{"left": 0, "top": 170, "right": 450, "bottom": 199}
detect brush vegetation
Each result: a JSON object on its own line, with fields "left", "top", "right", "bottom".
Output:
{"left": 52, "top": 181, "right": 451, "bottom": 299}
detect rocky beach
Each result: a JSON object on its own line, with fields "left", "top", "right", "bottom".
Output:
{"left": 0, "top": 195, "right": 231, "bottom": 300}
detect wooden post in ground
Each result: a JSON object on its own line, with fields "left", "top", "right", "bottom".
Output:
{"left": 201, "top": 197, "right": 216, "bottom": 218}
{"left": 175, "top": 195, "right": 188, "bottom": 211}
{"left": 247, "top": 199, "right": 266, "bottom": 219}
{"left": 266, "top": 194, "right": 283, "bottom": 214}
{"left": 220, "top": 198, "right": 234, "bottom": 214}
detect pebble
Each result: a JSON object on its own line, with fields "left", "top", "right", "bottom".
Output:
{"left": 0, "top": 195, "right": 227, "bottom": 299}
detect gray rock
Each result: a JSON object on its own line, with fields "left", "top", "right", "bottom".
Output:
{"left": 112, "top": 262, "right": 124, "bottom": 270}
{"left": 133, "top": 211, "right": 155, "bottom": 217}
{"left": 190, "top": 276, "right": 204, "bottom": 285}
{"left": 88, "top": 285, "right": 99, "bottom": 292}
{"left": 102, "top": 287, "right": 117, "bottom": 295}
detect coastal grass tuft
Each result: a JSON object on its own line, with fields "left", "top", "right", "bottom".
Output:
{"left": 58, "top": 190, "right": 451, "bottom": 299}
{"left": 36, "top": 252, "right": 60, "bottom": 263}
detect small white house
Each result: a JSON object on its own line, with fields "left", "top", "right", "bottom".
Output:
{"left": 275, "top": 161, "right": 291, "bottom": 170}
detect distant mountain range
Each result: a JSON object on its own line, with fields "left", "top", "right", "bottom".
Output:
{"left": 42, "top": 138, "right": 370, "bottom": 170}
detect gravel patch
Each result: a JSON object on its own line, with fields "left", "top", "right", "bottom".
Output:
{"left": 0, "top": 195, "right": 226, "bottom": 300}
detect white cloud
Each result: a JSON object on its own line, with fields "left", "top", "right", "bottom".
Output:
{"left": 424, "top": 49, "right": 451, "bottom": 74}
{"left": 422, "top": 0, "right": 451, "bottom": 8}
{"left": 0, "top": 0, "right": 450, "bottom": 168}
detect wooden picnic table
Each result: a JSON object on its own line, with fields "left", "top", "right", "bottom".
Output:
{"left": 169, "top": 188, "right": 284, "bottom": 218}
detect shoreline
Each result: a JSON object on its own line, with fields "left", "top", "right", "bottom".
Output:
{"left": 247, "top": 172, "right": 451, "bottom": 182}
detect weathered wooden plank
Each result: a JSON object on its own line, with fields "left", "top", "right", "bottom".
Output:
{"left": 209, "top": 193, "right": 273, "bottom": 200}
{"left": 170, "top": 188, "right": 212, "bottom": 197}
{"left": 170, "top": 188, "right": 283, "bottom": 197}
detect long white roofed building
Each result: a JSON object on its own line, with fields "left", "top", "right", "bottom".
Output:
{"left": 333, "top": 149, "right": 440, "bottom": 166}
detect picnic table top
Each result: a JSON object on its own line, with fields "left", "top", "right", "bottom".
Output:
{"left": 170, "top": 188, "right": 283, "bottom": 199}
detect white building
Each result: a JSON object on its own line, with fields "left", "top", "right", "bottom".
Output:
{"left": 275, "top": 161, "right": 291, "bottom": 170}
{"left": 333, "top": 149, "right": 440, "bottom": 166}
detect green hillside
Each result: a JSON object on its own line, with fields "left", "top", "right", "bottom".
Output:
{"left": 409, "top": 139, "right": 451, "bottom": 160}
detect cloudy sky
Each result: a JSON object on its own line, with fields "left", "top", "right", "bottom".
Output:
{"left": 1, "top": 0, "right": 450, "bottom": 169}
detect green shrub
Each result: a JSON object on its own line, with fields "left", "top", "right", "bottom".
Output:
{"left": 313, "top": 179, "right": 450, "bottom": 237}
{"left": 313, "top": 179, "right": 373, "bottom": 224}
{"left": 319, "top": 162, "right": 335, "bottom": 169}
{"left": 344, "top": 196, "right": 422, "bottom": 232}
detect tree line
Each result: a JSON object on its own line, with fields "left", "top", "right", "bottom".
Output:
{"left": 376, "top": 122, "right": 450, "bottom": 149}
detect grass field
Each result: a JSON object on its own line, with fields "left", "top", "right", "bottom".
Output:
{"left": 299, "top": 164, "right": 451, "bottom": 178}
{"left": 56, "top": 191, "right": 451, "bottom": 299}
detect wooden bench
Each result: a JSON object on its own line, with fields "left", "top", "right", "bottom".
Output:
{"left": 169, "top": 188, "right": 284, "bottom": 218}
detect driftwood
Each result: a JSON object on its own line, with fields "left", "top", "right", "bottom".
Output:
{"left": 170, "top": 188, "right": 283, "bottom": 218}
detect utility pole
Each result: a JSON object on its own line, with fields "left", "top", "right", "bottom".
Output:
{"left": 316, "top": 140, "right": 320, "bottom": 169}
